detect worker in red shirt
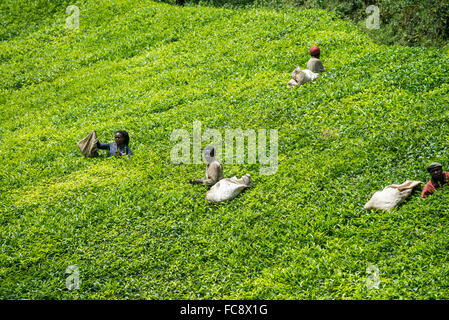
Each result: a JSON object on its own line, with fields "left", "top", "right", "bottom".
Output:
{"left": 421, "top": 162, "right": 449, "bottom": 198}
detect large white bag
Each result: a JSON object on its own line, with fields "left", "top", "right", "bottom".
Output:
{"left": 364, "top": 180, "right": 423, "bottom": 212}
{"left": 287, "top": 67, "right": 319, "bottom": 88}
{"left": 206, "top": 174, "right": 252, "bottom": 203}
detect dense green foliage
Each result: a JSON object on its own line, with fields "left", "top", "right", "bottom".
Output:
{"left": 1, "top": 0, "right": 449, "bottom": 299}
{"left": 165, "top": 0, "right": 449, "bottom": 47}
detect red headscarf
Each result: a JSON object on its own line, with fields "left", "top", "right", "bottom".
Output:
{"left": 310, "top": 46, "right": 320, "bottom": 56}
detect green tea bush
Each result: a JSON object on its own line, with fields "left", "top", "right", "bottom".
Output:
{"left": 1, "top": 0, "right": 449, "bottom": 299}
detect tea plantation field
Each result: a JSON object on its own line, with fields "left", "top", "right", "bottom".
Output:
{"left": 1, "top": 0, "right": 449, "bottom": 299}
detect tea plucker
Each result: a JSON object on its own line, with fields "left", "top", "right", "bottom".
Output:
{"left": 189, "top": 146, "right": 224, "bottom": 186}
{"left": 97, "top": 130, "right": 133, "bottom": 157}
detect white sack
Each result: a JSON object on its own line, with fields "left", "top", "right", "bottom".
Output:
{"left": 364, "top": 180, "right": 423, "bottom": 212}
{"left": 206, "top": 174, "right": 252, "bottom": 203}
{"left": 287, "top": 67, "right": 319, "bottom": 88}
{"left": 287, "top": 79, "right": 298, "bottom": 88}
{"left": 302, "top": 69, "right": 319, "bottom": 81}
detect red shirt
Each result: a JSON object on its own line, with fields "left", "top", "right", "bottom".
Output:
{"left": 421, "top": 172, "right": 449, "bottom": 198}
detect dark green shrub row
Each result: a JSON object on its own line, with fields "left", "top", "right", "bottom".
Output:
{"left": 161, "top": 0, "right": 449, "bottom": 47}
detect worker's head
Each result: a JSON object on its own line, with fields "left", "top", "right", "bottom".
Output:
{"left": 204, "top": 146, "right": 215, "bottom": 164}
{"left": 115, "top": 130, "right": 130, "bottom": 147}
{"left": 310, "top": 46, "right": 320, "bottom": 58}
{"left": 427, "top": 162, "right": 444, "bottom": 180}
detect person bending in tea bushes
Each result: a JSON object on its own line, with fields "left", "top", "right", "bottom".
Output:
{"left": 307, "top": 46, "right": 326, "bottom": 74}
{"left": 189, "top": 146, "right": 224, "bottom": 186}
{"left": 97, "top": 130, "right": 133, "bottom": 157}
{"left": 287, "top": 46, "right": 326, "bottom": 88}
{"left": 421, "top": 162, "right": 449, "bottom": 198}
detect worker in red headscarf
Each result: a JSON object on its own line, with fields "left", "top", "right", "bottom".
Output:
{"left": 421, "top": 162, "right": 449, "bottom": 198}
{"left": 307, "top": 46, "right": 326, "bottom": 73}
